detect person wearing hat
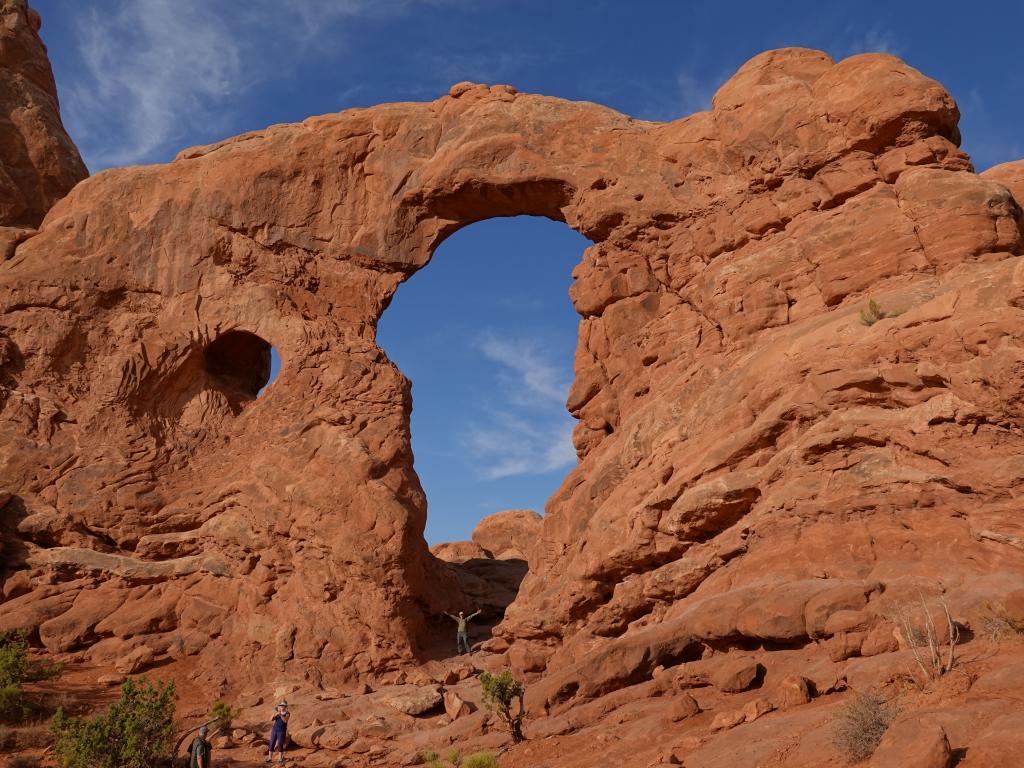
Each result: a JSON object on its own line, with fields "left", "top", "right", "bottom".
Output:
{"left": 187, "top": 724, "right": 212, "bottom": 768}
{"left": 267, "top": 700, "right": 290, "bottom": 763}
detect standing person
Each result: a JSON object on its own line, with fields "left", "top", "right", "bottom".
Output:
{"left": 188, "top": 724, "right": 212, "bottom": 768}
{"left": 444, "top": 609, "right": 481, "bottom": 655}
{"left": 267, "top": 700, "right": 290, "bottom": 763}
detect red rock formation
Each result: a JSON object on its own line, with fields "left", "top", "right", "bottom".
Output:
{"left": 472, "top": 509, "right": 540, "bottom": 560}
{"left": 0, "top": 0, "right": 86, "bottom": 235}
{"left": 2, "top": 9, "right": 1024, "bottom": 762}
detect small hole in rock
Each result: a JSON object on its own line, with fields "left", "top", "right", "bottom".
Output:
{"left": 204, "top": 330, "right": 275, "bottom": 400}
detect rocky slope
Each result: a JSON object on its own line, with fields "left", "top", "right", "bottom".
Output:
{"left": 1, "top": 2, "right": 1023, "bottom": 765}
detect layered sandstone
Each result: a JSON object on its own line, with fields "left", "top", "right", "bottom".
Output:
{"left": 1, "top": 2, "right": 1024, "bottom": 762}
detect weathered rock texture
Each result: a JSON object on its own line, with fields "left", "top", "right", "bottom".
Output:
{"left": 2, "top": 5, "right": 1024, "bottom": 761}
{"left": 0, "top": 0, "right": 86, "bottom": 234}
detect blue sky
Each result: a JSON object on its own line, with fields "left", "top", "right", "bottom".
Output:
{"left": 32, "top": 0, "right": 1024, "bottom": 543}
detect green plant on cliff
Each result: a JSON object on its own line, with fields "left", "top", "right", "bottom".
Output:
{"left": 479, "top": 669, "right": 526, "bottom": 743}
{"left": 859, "top": 298, "right": 887, "bottom": 326}
{"left": 0, "top": 631, "right": 61, "bottom": 724}
{"left": 52, "top": 677, "right": 175, "bottom": 768}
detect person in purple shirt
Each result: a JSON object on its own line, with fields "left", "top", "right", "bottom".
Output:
{"left": 266, "top": 701, "right": 289, "bottom": 763}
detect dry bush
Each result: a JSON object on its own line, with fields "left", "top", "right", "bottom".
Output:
{"left": 893, "top": 594, "right": 959, "bottom": 681}
{"left": 832, "top": 689, "right": 897, "bottom": 763}
{"left": 978, "top": 601, "right": 1024, "bottom": 642}
{"left": 859, "top": 299, "right": 887, "bottom": 326}
{"left": 15, "top": 723, "right": 53, "bottom": 748}
{"left": 10, "top": 757, "right": 42, "bottom": 768}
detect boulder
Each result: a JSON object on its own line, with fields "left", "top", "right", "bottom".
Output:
{"left": 711, "top": 658, "right": 763, "bottom": 693}
{"left": 870, "top": 718, "right": 951, "bottom": 768}
{"left": 443, "top": 690, "right": 471, "bottom": 720}
{"left": 774, "top": 675, "right": 812, "bottom": 709}
{"left": 385, "top": 686, "right": 443, "bottom": 716}
{"left": 710, "top": 710, "right": 746, "bottom": 732}
{"left": 742, "top": 697, "right": 774, "bottom": 723}
{"left": 114, "top": 645, "right": 156, "bottom": 675}
{"left": 668, "top": 693, "right": 700, "bottom": 722}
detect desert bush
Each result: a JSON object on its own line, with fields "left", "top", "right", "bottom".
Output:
{"left": 479, "top": 669, "right": 525, "bottom": 743}
{"left": 208, "top": 699, "right": 241, "bottom": 730}
{"left": 832, "top": 689, "right": 897, "bottom": 763}
{"left": 0, "top": 683, "right": 31, "bottom": 724}
{"left": 0, "top": 631, "right": 62, "bottom": 724}
{"left": 422, "top": 749, "right": 498, "bottom": 768}
{"left": 859, "top": 299, "right": 887, "bottom": 326}
{"left": 0, "top": 632, "right": 61, "bottom": 688}
{"left": 463, "top": 752, "right": 499, "bottom": 768}
{"left": 10, "top": 756, "right": 42, "bottom": 768}
{"left": 52, "top": 677, "right": 175, "bottom": 768}
{"left": 893, "top": 594, "right": 960, "bottom": 681}
{"left": 14, "top": 723, "right": 53, "bottom": 749}
{"left": 978, "top": 600, "right": 1024, "bottom": 641}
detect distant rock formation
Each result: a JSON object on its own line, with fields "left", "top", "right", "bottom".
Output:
{"left": 1, "top": 4, "right": 1023, "bottom": 761}
{"left": 0, "top": 0, "right": 86, "bottom": 235}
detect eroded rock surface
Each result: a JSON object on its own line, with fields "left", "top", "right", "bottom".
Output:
{"left": 1, "top": 7, "right": 1023, "bottom": 762}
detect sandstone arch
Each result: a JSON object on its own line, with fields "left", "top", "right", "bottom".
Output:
{"left": 2, "top": 41, "right": 1024, "bottom": 706}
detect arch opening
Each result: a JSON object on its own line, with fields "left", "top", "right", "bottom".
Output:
{"left": 379, "top": 216, "right": 590, "bottom": 543}
{"left": 379, "top": 214, "right": 590, "bottom": 656}
{"left": 204, "top": 330, "right": 274, "bottom": 400}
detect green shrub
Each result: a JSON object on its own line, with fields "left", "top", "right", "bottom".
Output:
{"left": 52, "top": 677, "right": 175, "bottom": 768}
{"left": 463, "top": 752, "right": 499, "bottom": 768}
{"left": 832, "top": 689, "right": 897, "bottom": 763}
{"left": 0, "top": 683, "right": 31, "bottom": 724}
{"left": 421, "top": 749, "right": 498, "bottom": 768}
{"left": 479, "top": 669, "right": 526, "bottom": 743}
{"left": 208, "top": 699, "right": 240, "bottom": 730}
{"left": 0, "top": 631, "right": 61, "bottom": 689}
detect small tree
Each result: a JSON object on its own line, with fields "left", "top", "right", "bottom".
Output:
{"left": 0, "top": 631, "right": 61, "bottom": 724}
{"left": 0, "top": 631, "right": 62, "bottom": 688}
{"left": 52, "top": 677, "right": 175, "bottom": 768}
{"left": 479, "top": 670, "right": 525, "bottom": 744}
{"left": 208, "top": 700, "right": 240, "bottom": 732}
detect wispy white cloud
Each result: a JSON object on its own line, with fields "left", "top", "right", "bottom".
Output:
{"left": 478, "top": 333, "right": 571, "bottom": 406}
{"left": 837, "top": 26, "right": 903, "bottom": 59}
{"left": 60, "top": 0, "right": 474, "bottom": 169}
{"left": 465, "top": 332, "right": 576, "bottom": 480}
{"left": 676, "top": 68, "right": 721, "bottom": 116}
{"left": 465, "top": 414, "right": 575, "bottom": 480}
{"left": 66, "top": 0, "right": 242, "bottom": 168}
